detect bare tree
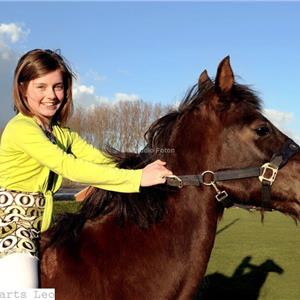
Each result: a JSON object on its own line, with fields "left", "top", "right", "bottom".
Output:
{"left": 67, "top": 99, "right": 171, "bottom": 153}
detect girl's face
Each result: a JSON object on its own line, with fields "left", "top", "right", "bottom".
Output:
{"left": 25, "top": 69, "right": 65, "bottom": 122}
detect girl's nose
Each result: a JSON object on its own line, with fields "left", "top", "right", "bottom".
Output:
{"left": 46, "top": 87, "right": 56, "bottom": 99}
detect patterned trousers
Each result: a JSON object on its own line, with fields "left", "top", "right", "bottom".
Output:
{"left": 0, "top": 188, "right": 45, "bottom": 259}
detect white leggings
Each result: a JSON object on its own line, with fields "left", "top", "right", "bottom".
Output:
{"left": 0, "top": 252, "right": 39, "bottom": 288}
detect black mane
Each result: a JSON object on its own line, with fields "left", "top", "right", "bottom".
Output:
{"left": 48, "top": 80, "right": 262, "bottom": 247}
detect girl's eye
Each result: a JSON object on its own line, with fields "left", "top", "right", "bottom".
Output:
{"left": 54, "top": 85, "right": 64, "bottom": 91}
{"left": 255, "top": 126, "right": 270, "bottom": 137}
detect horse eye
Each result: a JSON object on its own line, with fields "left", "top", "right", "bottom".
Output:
{"left": 255, "top": 126, "right": 270, "bottom": 137}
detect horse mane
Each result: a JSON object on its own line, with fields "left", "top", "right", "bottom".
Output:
{"left": 48, "top": 79, "right": 262, "bottom": 247}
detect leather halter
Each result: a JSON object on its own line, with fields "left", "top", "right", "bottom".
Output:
{"left": 166, "top": 139, "right": 300, "bottom": 208}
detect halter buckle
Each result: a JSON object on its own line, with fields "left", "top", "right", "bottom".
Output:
{"left": 165, "top": 175, "right": 183, "bottom": 188}
{"left": 215, "top": 190, "right": 229, "bottom": 202}
{"left": 259, "top": 163, "right": 278, "bottom": 185}
{"left": 210, "top": 181, "right": 229, "bottom": 202}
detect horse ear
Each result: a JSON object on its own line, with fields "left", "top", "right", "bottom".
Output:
{"left": 198, "top": 70, "right": 213, "bottom": 87}
{"left": 215, "top": 56, "right": 234, "bottom": 93}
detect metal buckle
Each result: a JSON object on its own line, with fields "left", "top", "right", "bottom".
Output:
{"left": 165, "top": 175, "right": 183, "bottom": 188}
{"left": 215, "top": 190, "right": 229, "bottom": 202}
{"left": 201, "top": 170, "right": 215, "bottom": 185}
{"left": 201, "top": 171, "right": 229, "bottom": 202}
{"left": 259, "top": 163, "right": 278, "bottom": 185}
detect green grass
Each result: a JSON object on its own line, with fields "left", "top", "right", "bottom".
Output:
{"left": 202, "top": 209, "right": 300, "bottom": 300}
{"left": 53, "top": 202, "right": 300, "bottom": 299}
{"left": 53, "top": 200, "right": 81, "bottom": 215}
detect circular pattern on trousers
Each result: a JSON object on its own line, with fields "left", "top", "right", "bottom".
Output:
{"left": 17, "top": 238, "right": 35, "bottom": 252}
{"left": 0, "top": 223, "right": 17, "bottom": 238}
{"left": 0, "top": 236, "right": 18, "bottom": 251}
{"left": 0, "top": 191, "right": 14, "bottom": 206}
{"left": 15, "top": 193, "right": 35, "bottom": 207}
{"left": 33, "top": 217, "right": 43, "bottom": 231}
{"left": 36, "top": 196, "right": 46, "bottom": 208}
{"left": 3, "top": 206, "right": 27, "bottom": 222}
{"left": 16, "top": 227, "right": 32, "bottom": 239}
{"left": 4, "top": 205, "right": 26, "bottom": 216}
{"left": 27, "top": 207, "right": 41, "bottom": 218}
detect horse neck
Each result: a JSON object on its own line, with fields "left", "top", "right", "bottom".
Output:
{"left": 168, "top": 186, "right": 220, "bottom": 238}
{"left": 163, "top": 186, "right": 221, "bottom": 282}
{"left": 161, "top": 123, "right": 222, "bottom": 265}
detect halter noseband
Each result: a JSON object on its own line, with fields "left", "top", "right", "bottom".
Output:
{"left": 166, "top": 139, "right": 300, "bottom": 208}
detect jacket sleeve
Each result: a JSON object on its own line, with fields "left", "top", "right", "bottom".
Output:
{"left": 68, "top": 129, "right": 116, "bottom": 166}
{"left": 7, "top": 119, "right": 142, "bottom": 193}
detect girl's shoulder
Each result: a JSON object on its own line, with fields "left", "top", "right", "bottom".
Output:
{"left": 3, "top": 113, "right": 37, "bottom": 134}
{"left": 1, "top": 114, "right": 41, "bottom": 147}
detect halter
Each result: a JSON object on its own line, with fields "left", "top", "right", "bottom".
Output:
{"left": 166, "top": 138, "right": 300, "bottom": 208}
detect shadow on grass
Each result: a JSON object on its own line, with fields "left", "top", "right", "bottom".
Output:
{"left": 195, "top": 256, "right": 284, "bottom": 300}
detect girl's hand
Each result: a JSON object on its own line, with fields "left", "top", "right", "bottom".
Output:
{"left": 140, "top": 160, "right": 173, "bottom": 187}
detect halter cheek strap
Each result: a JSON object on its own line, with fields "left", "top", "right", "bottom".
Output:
{"left": 166, "top": 139, "right": 300, "bottom": 208}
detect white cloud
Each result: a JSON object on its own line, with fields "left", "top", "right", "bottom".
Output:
{"left": 0, "top": 23, "right": 29, "bottom": 127}
{"left": 73, "top": 84, "right": 95, "bottom": 96}
{"left": 263, "top": 108, "right": 300, "bottom": 143}
{"left": 263, "top": 108, "right": 293, "bottom": 126}
{"left": 73, "top": 83, "right": 104, "bottom": 106}
{"left": 114, "top": 92, "right": 140, "bottom": 102}
{"left": 0, "top": 23, "right": 29, "bottom": 43}
{"left": 73, "top": 81, "right": 140, "bottom": 107}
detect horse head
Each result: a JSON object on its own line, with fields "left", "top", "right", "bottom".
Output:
{"left": 157, "top": 56, "right": 300, "bottom": 219}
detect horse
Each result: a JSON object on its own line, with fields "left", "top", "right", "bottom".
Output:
{"left": 40, "top": 56, "right": 300, "bottom": 299}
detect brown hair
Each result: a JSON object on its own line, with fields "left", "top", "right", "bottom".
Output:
{"left": 13, "top": 49, "right": 75, "bottom": 125}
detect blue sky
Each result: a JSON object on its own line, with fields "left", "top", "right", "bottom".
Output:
{"left": 0, "top": 1, "right": 299, "bottom": 140}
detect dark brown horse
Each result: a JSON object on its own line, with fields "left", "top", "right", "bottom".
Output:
{"left": 40, "top": 57, "right": 300, "bottom": 299}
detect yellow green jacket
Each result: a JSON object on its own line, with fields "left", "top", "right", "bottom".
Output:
{"left": 0, "top": 113, "right": 142, "bottom": 232}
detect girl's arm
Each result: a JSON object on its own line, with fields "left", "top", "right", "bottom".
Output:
{"left": 7, "top": 119, "right": 142, "bottom": 193}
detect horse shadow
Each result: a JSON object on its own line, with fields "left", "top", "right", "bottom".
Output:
{"left": 195, "top": 256, "right": 284, "bottom": 300}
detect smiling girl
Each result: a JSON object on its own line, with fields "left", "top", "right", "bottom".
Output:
{"left": 0, "top": 49, "right": 172, "bottom": 288}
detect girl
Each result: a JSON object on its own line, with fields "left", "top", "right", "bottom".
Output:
{"left": 0, "top": 49, "right": 172, "bottom": 288}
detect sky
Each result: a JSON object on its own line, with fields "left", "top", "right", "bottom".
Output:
{"left": 0, "top": 1, "right": 299, "bottom": 141}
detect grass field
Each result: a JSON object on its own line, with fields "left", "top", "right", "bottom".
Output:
{"left": 199, "top": 209, "right": 300, "bottom": 300}
{"left": 53, "top": 201, "right": 300, "bottom": 300}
